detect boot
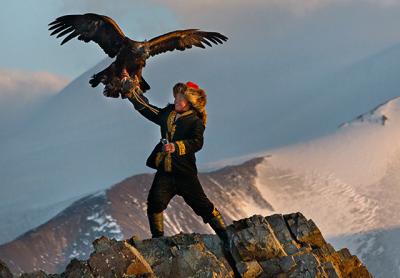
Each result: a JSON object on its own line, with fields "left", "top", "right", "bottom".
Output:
{"left": 208, "top": 208, "right": 230, "bottom": 252}
{"left": 208, "top": 207, "right": 242, "bottom": 278}
{"left": 148, "top": 211, "right": 164, "bottom": 238}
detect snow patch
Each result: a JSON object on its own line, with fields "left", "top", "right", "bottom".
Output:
{"left": 86, "top": 212, "right": 123, "bottom": 240}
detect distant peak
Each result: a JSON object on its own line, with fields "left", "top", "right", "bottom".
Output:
{"left": 339, "top": 96, "right": 400, "bottom": 128}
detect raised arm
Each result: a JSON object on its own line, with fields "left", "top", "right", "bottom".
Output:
{"left": 122, "top": 77, "right": 162, "bottom": 125}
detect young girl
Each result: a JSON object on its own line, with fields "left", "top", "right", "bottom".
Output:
{"left": 121, "top": 76, "right": 230, "bottom": 251}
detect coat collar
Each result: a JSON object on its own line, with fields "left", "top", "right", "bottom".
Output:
{"left": 177, "top": 109, "right": 193, "bottom": 117}
{"left": 173, "top": 109, "right": 194, "bottom": 122}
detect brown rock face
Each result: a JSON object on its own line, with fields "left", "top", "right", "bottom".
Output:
{"left": 87, "top": 236, "right": 153, "bottom": 277}
{"left": 3, "top": 212, "right": 373, "bottom": 278}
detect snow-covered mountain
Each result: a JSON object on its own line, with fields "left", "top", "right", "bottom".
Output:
{"left": 253, "top": 96, "right": 400, "bottom": 278}
{"left": 3, "top": 96, "right": 400, "bottom": 277}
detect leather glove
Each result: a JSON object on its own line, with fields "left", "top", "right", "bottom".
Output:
{"left": 121, "top": 75, "right": 142, "bottom": 98}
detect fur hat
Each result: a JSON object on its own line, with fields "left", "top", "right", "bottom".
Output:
{"left": 173, "top": 81, "right": 208, "bottom": 127}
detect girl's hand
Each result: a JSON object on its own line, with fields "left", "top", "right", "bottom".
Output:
{"left": 163, "top": 143, "right": 175, "bottom": 153}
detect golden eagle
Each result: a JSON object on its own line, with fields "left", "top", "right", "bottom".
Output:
{"left": 48, "top": 13, "right": 228, "bottom": 98}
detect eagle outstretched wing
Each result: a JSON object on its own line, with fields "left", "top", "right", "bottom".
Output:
{"left": 147, "top": 29, "right": 228, "bottom": 57}
{"left": 48, "top": 13, "right": 127, "bottom": 58}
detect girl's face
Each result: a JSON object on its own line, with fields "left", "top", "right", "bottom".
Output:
{"left": 174, "top": 92, "right": 190, "bottom": 113}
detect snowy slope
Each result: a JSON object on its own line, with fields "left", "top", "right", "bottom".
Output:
{"left": 252, "top": 96, "right": 400, "bottom": 277}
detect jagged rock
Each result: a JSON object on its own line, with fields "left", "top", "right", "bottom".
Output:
{"left": 265, "top": 214, "right": 301, "bottom": 256}
{"left": 130, "top": 233, "right": 232, "bottom": 278}
{"left": 235, "top": 261, "right": 263, "bottom": 278}
{"left": 129, "top": 213, "right": 372, "bottom": 278}
{"left": 229, "top": 215, "right": 287, "bottom": 262}
{"left": 283, "top": 213, "right": 326, "bottom": 249}
{"left": 3, "top": 213, "right": 373, "bottom": 278}
{"left": 62, "top": 259, "right": 93, "bottom": 278}
{"left": 59, "top": 236, "right": 154, "bottom": 278}
{"left": 89, "top": 236, "right": 153, "bottom": 277}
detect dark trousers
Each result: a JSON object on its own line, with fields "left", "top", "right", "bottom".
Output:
{"left": 147, "top": 170, "right": 215, "bottom": 224}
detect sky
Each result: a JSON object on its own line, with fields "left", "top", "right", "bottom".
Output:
{"left": 0, "top": 0, "right": 179, "bottom": 128}
{"left": 0, "top": 0, "right": 178, "bottom": 76}
{"left": 2, "top": 0, "right": 400, "bottom": 114}
{"left": 2, "top": 0, "right": 400, "bottom": 76}
{"left": 4, "top": 0, "right": 400, "bottom": 242}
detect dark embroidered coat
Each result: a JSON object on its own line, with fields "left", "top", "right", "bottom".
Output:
{"left": 128, "top": 93, "right": 205, "bottom": 176}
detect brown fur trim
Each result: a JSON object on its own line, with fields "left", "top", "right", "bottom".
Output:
{"left": 173, "top": 82, "right": 208, "bottom": 126}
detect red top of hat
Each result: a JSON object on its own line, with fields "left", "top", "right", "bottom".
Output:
{"left": 186, "top": 81, "right": 199, "bottom": 89}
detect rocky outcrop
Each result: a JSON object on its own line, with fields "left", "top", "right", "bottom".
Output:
{"left": 1, "top": 212, "right": 372, "bottom": 278}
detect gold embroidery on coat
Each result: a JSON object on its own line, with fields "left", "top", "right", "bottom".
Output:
{"left": 155, "top": 152, "right": 164, "bottom": 167}
{"left": 166, "top": 109, "right": 193, "bottom": 141}
{"left": 211, "top": 207, "right": 220, "bottom": 217}
{"left": 166, "top": 110, "right": 177, "bottom": 141}
{"left": 163, "top": 109, "right": 193, "bottom": 171}
{"left": 164, "top": 153, "right": 172, "bottom": 172}
{"left": 177, "top": 109, "right": 193, "bottom": 118}
{"left": 176, "top": 141, "right": 186, "bottom": 155}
